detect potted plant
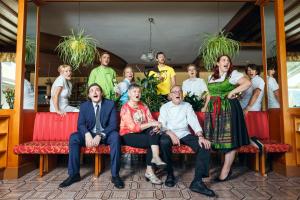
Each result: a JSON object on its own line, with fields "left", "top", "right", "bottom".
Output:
{"left": 184, "top": 91, "right": 208, "bottom": 111}
{"left": 2, "top": 87, "right": 15, "bottom": 109}
{"left": 56, "top": 29, "right": 98, "bottom": 70}
{"left": 199, "top": 31, "right": 240, "bottom": 71}
{"left": 25, "top": 36, "right": 36, "bottom": 65}
{"left": 136, "top": 74, "right": 167, "bottom": 112}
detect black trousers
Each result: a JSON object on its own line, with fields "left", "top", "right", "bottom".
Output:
{"left": 160, "top": 134, "right": 210, "bottom": 181}
{"left": 121, "top": 128, "right": 160, "bottom": 166}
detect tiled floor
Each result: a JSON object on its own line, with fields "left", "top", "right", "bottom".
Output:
{"left": 0, "top": 156, "right": 300, "bottom": 200}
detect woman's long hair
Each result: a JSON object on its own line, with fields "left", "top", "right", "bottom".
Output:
{"left": 211, "top": 55, "right": 234, "bottom": 80}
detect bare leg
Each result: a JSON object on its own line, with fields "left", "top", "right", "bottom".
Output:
{"left": 219, "top": 150, "right": 236, "bottom": 179}
{"left": 151, "top": 145, "right": 166, "bottom": 165}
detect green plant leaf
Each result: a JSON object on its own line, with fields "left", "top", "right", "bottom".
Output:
{"left": 56, "top": 29, "right": 99, "bottom": 70}
{"left": 199, "top": 31, "right": 240, "bottom": 71}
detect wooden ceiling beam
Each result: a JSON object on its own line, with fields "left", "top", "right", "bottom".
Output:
{"left": 0, "top": 24, "right": 16, "bottom": 36}
{"left": 0, "top": 37, "right": 10, "bottom": 45}
{"left": 223, "top": 2, "right": 257, "bottom": 33}
{"left": 43, "top": 0, "right": 256, "bottom": 2}
{"left": 32, "top": 0, "right": 47, "bottom": 6}
{"left": 286, "top": 33, "right": 300, "bottom": 44}
{"left": 286, "top": 23, "right": 300, "bottom": 38}
{"left": 285, "top": 13, "right": 300, "bottom": 31}
{"left": 0, "top": 13, "right": 17, "bottom": 28}
{"left": 240, "top": 41, "right": 261, "bottom": 47}
{"left": 0, "top": 0, "right": 18, "bottom": 17}
{"left": 0, "top": 32, "right": 16, "bottom": 42}
{"left": 284, "top": 1, "right": 300, "bottom": 22}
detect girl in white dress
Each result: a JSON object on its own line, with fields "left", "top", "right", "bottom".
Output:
{"left": 50, "top": 65, "right": 79, "bottom": 114}
{"left": 182, "top": 64, "right": 210, "bottom": 112}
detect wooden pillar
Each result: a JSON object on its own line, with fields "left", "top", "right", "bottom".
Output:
{"left": 3, "top": 0, "right": 35, "bottom": 179}
{"left": 273, "top": 0, "right": 300, "bottom": 176}
{"left": 260, "top": 5, "right": 269, "bottom": 109}
{"left": 34, "top": 6, "right": 40, "bottom": 112}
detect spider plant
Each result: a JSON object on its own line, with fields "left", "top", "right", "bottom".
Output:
{"left": 56, "top": 29, "right": 98, "bottom": 70}
{"left": 199, "top": 31, "right": 240, "bottom": 71}
{"left": 25, "top": 36, "right": 36, "bottom": 65}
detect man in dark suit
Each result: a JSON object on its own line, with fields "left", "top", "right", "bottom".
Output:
{"left": 59, "top": 83, "right": 124, "bottom": 188}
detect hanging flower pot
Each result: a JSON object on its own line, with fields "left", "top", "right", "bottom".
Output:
{"left": 199, "top": 31, "right": 240, "bottom": 71}
{"left": 56, "top": 29, "right": 98, "bottom": 70}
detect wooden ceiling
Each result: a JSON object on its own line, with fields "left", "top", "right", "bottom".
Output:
{"left": 0, "top": 1, "right": 298, "bottom": 52}
{"left": 223, "top": 2, "right": 261, "bottom": 44}
{"left": 284, "top": 0, "right": 300, "bottom": 51}
{"left": 0, "top": 0, "right": 17, "bottom": 51}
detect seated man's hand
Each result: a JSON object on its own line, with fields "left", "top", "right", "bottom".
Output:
{"left": 92, "top": 135, "right": 101, "bottom": 147}
{"left": 85, "top": 132, "right": 93, "bottom": 147}
{"left": 198, "top": 137, "right": 211, "bottom": 149}
{"left": 195, "top": 131, "right": 204, "bottom": 137}
{"left": 166, "top": 130, "right": 180, "bottom": 146}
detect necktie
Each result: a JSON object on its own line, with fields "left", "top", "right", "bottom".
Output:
{"left": 96, "top": 104, "right": 101, "bottom": 133}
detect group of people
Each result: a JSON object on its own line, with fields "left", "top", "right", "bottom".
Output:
{"left": 45, "top": 50, "right": 280, "bottom": 197}
{"left": 50, "top": 51, "right": 274, "bottom": 197}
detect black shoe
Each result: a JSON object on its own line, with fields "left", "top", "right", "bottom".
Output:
{"left": 165, "top": 173, "right": 176, "bottom": 187}
{"left": 214, "top": 169, "right": 233, "bottom": 182}
{"left": 59, "top": 174, "right": 81, "bottom": 188}
{"left": 189, "top": 180, "right": 216, "bottom": 197}
{"left": 112, "top": 176, "right": 125, "bottom": 189}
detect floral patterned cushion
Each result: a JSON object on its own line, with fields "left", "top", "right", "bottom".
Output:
{"left": 259, "top": 139, "right": 291, "bottom": 153}
{"left": 13, "top": 141, "right": 105, "bottom": 154}
{"left": 237, "top": 145, "right": 259, "bottom": 153}
{"left": 13, "top": 141, "right": 195, "bottom": 154}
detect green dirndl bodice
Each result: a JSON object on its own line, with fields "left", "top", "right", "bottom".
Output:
{"left": 204, "top": 78, "right": 237, "bottom": 150}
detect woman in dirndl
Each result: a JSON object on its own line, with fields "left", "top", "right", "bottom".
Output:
{"left": 204, "top": 55, "right": 251, "bottom": 181}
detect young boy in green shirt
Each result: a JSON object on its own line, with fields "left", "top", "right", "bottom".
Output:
{"left": 88, "top": 52, "right": 117, "bottom": 100}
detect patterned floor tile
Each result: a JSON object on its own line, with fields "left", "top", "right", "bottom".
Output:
{"left": 0, "top": 160, "right": 299, "bottom": 200}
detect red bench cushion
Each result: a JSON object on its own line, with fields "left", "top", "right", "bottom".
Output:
{"left": 245, "top": 111, "right": 269, "bottom": 139}
{"left": 33, "top": 113, "right": 78, "bottom": 141}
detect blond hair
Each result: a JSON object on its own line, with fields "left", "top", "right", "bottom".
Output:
{"left": 58, "top": 64, "right": 71, "bottom": 73}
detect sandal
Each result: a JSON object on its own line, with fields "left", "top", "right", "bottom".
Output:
{"left": 145, "top": 172, "right": 163, "bottom": 185}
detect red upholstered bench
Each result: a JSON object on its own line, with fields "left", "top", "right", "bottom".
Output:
{"left": 245, "top": 111, "right": 290, "bottom": 176}
{"left": 14, "top": 112, "right": 261, "bottom": 177}
{"left": 13, "top": 112, "right": 195, "bottom": 177}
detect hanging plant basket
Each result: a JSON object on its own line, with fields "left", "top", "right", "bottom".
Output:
{"left": 56, "top": 29, "right": 98, "bottom": 70}
{"left": 199, "top": 31, "right": 240, "bottom": 71}
{"left": 25, "top": 36, "right": 36, "bottom": 65}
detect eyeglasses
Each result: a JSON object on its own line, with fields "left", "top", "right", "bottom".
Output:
{"left": 171, "top": 90, "right": 181, "bottom": 94}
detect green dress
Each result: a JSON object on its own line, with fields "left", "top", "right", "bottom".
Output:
{"left": 88, "top": 65, "right": 117, "bottom": 100}
{"left": 204, "top": 78, "right": 249, "bottom": 152}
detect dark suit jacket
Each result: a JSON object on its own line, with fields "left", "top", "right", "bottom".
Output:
{"left": 77, "top": 99, "right": 118, "bottom": 137}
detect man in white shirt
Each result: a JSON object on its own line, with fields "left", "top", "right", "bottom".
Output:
{"left": 158, "top": 86, "right": 215, "bottom": 197}
{"left": 267, "top": 65, "right": 280, "bottom": 108}
{"left": 241, "top": 64, "right": 265, "bottom": 113}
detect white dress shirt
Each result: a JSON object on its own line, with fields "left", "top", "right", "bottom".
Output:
{"left": 158, "top": 101, "right": 202, "bottom": 139}
{"left": 240, "top": 75, "right": 265, "bottom": 111}
{"left": 182, "top": 78, "right": 208, "bottom": 96}
{"left": 267, "top": 76, "right": 280, "bottom": 108}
